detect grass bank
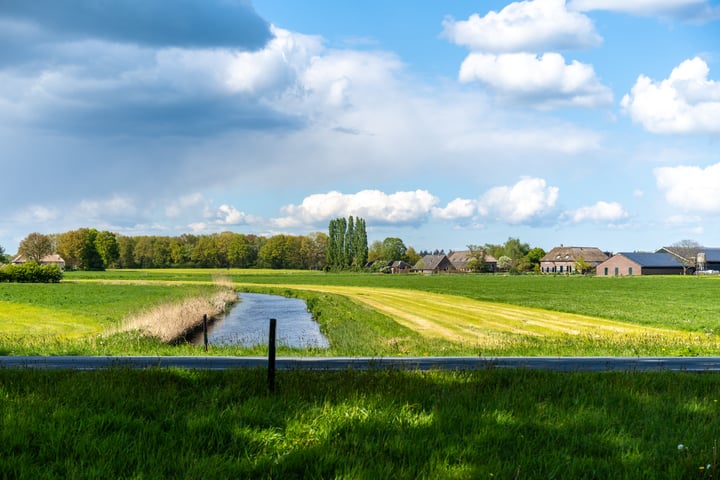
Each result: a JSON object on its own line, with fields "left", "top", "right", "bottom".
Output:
{"left": 2, "top": 367, "right": 719, "bottom": 479}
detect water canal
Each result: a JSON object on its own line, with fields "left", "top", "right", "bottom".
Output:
{"left": 191, "top": 292, "right": 330, "bottom": 349}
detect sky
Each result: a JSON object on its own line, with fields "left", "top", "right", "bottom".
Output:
{"left": 1, "top": 0, "right": 719, "bottom": 255}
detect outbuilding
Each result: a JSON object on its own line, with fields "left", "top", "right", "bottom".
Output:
{"left": 595, "top": 252, "right": 684, "bottom": 277}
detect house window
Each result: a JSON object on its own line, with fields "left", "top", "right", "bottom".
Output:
{"left": 604, "top": 267, "right": 608, "bottom": 276}
{"left": 628, "top": 267, "right": 633, "bottom": 276}
{"left": 614, "top": 267, "right": 619, "bottom": 276}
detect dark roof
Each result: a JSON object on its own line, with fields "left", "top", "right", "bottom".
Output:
{"left": 618, "top": 252, "right": 684, "bottom": 268}
{"left": 700, "top": 248, "right": 720, "bottom": 262}
{"left": 541, "top": 246, "right": 608, "bottom": 263}
{"left": 416, "top": 254, "right": 453, "bottom": 271}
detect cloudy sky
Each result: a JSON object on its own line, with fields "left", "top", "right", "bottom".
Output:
{"left": 1, "top": 0, "right": 719, "bottom": 254}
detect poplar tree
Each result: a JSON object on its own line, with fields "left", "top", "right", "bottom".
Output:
{"left": 327, "top": 216, "right": 368, "bottom": 271}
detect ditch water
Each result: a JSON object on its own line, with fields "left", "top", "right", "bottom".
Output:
{"left": 191, "top": 292, "right": 330, "bottom": 349}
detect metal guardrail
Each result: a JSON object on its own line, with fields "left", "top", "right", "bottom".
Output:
{"left": 3, "top": 356, "right": 720, "bottom": 372}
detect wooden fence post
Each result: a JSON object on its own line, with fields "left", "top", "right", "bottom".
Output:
{"left": 202, "top": 314, "right": 208, "bottom": 352}
{"left": 268, "top": 318, "right": 277, "bottom": 393}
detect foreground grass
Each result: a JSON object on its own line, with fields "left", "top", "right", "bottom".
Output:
{"left": 2, "top": 368, "right": 720, "bottom": 479}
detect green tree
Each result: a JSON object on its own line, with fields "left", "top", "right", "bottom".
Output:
{"left": 326, "top": 217, "right": 347, "bottom": 270}
{"left": 18, "top": 232, "right": 53, "bottom": 264}
{"left": 574, "top": 254, "right": 591, "bottom": 274}
{"left": 466, "top": 244, "right": 489, "bottom": 272}
{"left": 133, "top": 236, "right": 155, "bottom": 268}
{"left": 404, "top": 246, "right": 421, "bottom": 266}
{"left": 380, "top": 237, "right": 407, "bottom": 262}
{"left": 227, "top": 234, "right": 257, "bottom": 268}
{"left": 497, "top": 255, "right": 513, "bottom": 271}
{"left": 327, "top": 217, "right": 367, "bottom": 270}
{"left": 301, "top": 232, "right": 328, "bottom": 270}
{"left": 367, "top": 240, "right": 383, "bottom": 263}
{"left": 94, "top": 231, "right": 120, "bottom": 269}
{"left": 191, "top": 235, "right": 221, "bottom": 268}
{"left": 525, "top": 247, "right": 546, "bottom": 273}
{"left": 258, "top": 235, "right": 300, "bottom": 269}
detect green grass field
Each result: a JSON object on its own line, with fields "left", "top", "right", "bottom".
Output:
{"left": 2, "top": 269, "right": 720, "bottom": 356}
{"left": 2, "top": 367, "right": 720, "bottom": 479}
{"left": 4, "top": 270, "right": 720, "bottom": 478}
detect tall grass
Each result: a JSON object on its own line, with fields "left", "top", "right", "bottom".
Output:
{"left": 114, "top": 276, "right": 237, "bottom": 343}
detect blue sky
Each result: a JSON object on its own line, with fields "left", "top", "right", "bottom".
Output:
{"left": 1, "top": 0, "right": 719, "bottom": 254}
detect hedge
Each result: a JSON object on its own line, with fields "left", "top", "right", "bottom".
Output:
{"left": 0, "top": 262, "right": 63, "bottom": 283}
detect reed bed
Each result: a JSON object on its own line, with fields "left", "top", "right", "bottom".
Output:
{"left": 115, "top": 276, "right": 237, "bottom": 342}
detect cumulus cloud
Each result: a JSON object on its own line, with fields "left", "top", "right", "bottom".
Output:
{"left": 621, "top": 57, "right": 720, "bottom": 134}
{"left": 459, "top": 52, "right": 613, "bottom": 107}
{"left": 442, "top": 0, "right": 601, "bottom": 52}
{"left": 431, "top": 177, "right": 560, "bottom": 224}
{"left": 655, "top": 162, "right": 720, "bottom": 212}
{"left": 478, "top": 177, "right": 560, "bottom": 224}
{"left": 279, "top": 190, "right": 440, "bottom": 226}
{"left": 569, "top": 0, "right": 720, "bottom": 22}
{"left": 215, "top": 204, "right": 255, "bottom": 225}
{"left": 562, "top": 201, "right": 629, "bottom": 223}
{"left": 443, "top": 0, "right": 611, "bottom": 108}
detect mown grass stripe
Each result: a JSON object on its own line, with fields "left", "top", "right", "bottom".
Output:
{"left": 239, "top": 284, "right": 698, "bottom": 344}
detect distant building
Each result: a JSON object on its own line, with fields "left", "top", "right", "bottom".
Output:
{"left": 596, "top": 252, "right": 684, "bottom": 277}
{"left": 414, "top": 254, "right": 456, "bottom": 274}
{"left": 540, "top": 246, "right": 608, "bottom": 274}
{"left": 11, "top": 254, "right": 66, "bottom": 270}
{"left": 448, "top": 250, "right": 497, "bottom": 272}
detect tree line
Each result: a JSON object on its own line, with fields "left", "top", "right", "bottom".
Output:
{"left": 3, "top": 226, "right": 547, "bottom": 273}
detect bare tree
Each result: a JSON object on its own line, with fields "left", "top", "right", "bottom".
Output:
{"left": 666, "top": 239, "right": 702, "bottom": 275}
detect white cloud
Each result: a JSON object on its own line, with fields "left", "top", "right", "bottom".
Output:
{"left": 432, "top": 198, "right": 477, "bottom": 220}
{"left": 226, "top": 26, "right": 323, "bottom": 95}
{"left": 459, "top": 52, "right": 613, "bottom": 108}
{"left": 621, "top": 57, "right": 720, "bottom": 134}
{"left": 442, "top": 0, "right": 601, "bottom": 53}
{"left": 279, "top": 190, "right": 439, "bottom": 226}
{"left": 432, "top": 177, "right": 560, "bottom": 224}
{"left": 563, "top": 201, "right": 629, "bottom": 223}
{"left": 215, "top": 204, "right": 254, "bottom": 225}
{"left": 569, "top": 0, "right": 720, "bottom": 21}
{"left": 655, "top": 162, "right": 720, "bottom": 212}
{"left": 479, "top": 177, "right": 559, "bottom": 223}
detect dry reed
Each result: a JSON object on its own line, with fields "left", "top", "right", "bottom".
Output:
{"left": 116, "top": 276, "right": 237, "bottom": 342}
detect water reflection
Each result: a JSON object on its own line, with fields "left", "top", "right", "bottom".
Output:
{"left": 192, "top": 292, "right": 330, "bottom": 348}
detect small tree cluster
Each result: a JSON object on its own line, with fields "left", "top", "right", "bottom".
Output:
{"left": 0, "top": 262, "right": 63, "bottom": 283}
{"left": 326, "top": 216, "right": 368, "bottom": 271}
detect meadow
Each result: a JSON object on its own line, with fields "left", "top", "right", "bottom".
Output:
{"left": 4, "top": 270, "right": 720, "bottom": 478}
{"left": 3, "top": 268, "right": 719, "bottom": 356}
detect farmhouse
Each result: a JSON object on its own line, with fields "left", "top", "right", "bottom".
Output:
{"left": 448, "top": 250, "right": 497, "bottom": 272}
{"left": 540, "top": 246, "right": 608, "bottom": 274}
{"left": 596, "top": 252, "right": 684, "bottom": 277}
{"left": 414, "top": 254, "right": 457, "bottom": 274}
{"left": 11, "top": 254, "right": 66, "bottom": 270}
